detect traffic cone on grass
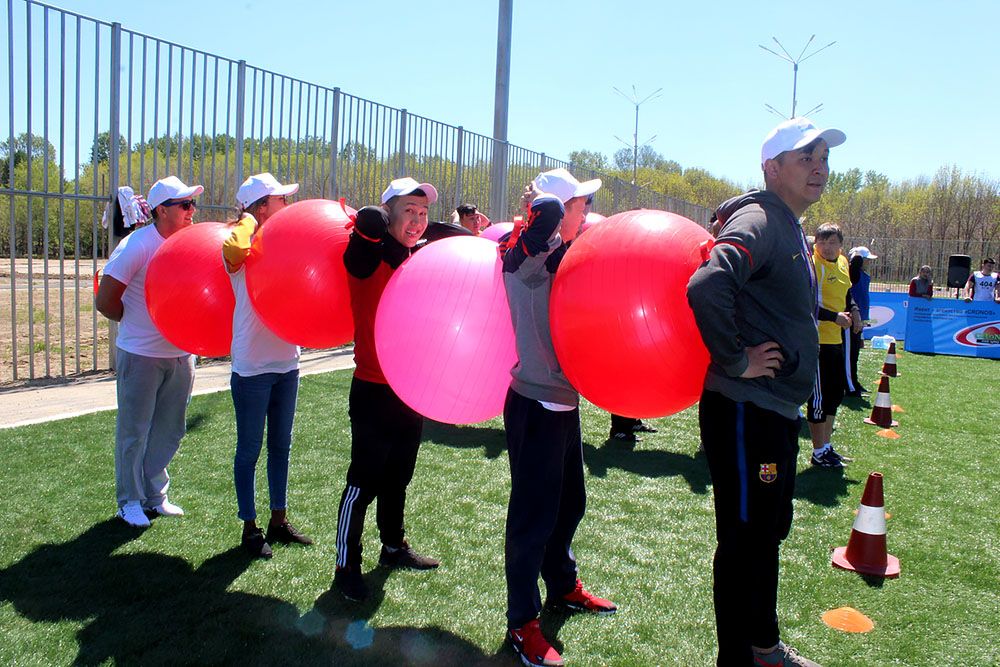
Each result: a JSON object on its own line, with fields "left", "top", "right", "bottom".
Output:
{"left": 832, "top": 472, "right": 900, "bottom": 578}
{"left": 880, "top": 342, "right": 900, "bottom": 377}
{"left": 863, "top": 375, "right": 899, "bottom": 430}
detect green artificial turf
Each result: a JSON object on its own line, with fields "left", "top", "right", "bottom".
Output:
{"left": 0, "top": 346, "right": 997, "bottom": 665}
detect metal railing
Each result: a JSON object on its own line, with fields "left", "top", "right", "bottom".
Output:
{"left": 846, "top": 236, "right": 1000, "bottom": 295}
{"left": 1, "top": 0, "right": 711, "bottom": 383}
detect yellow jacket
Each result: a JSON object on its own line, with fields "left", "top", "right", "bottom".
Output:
{"left": 813, "top": 248, "right": 851, "bottom": 345}
{"left": 223, "top": 214, "right": 258, "bottom": 271}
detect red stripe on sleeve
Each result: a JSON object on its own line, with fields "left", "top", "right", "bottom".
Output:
{"left": 714, "top": 240, "right": 754, "bottom": 268}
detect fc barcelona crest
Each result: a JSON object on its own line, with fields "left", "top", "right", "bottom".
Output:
{"left": 759, "top": 463, "right": 778, "bottom": 483}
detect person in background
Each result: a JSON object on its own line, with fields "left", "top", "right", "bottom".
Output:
{"left": 845, "top": 246, "right": 876, "bottom": 397}
{"left": 807, "top": 223, "right": 859, "bottom": 468}
{"left": 453, "top": 203, "right": 490, "bottom": 235}
{"left": 908, "top": 265, "right": 934, "bottom": 300}
{"left": 96, "top": 176, "right": 201, "bottom": 528}
{"left": 964, "top": 258, "right": 997, "bottom": 302}
{"left": 222, "top": 172, "right": 313, "bottom": 559}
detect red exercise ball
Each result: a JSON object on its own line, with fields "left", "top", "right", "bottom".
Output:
{"left": 244, "top": 199, "right": 353, "bottom": 348}
{"left": 145, "top": 221, "right": 235, "bottom": 357}
{"left": 550, "top": 209, "right": 712, "bottom": 418}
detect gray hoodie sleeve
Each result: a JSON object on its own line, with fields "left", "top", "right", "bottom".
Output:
{"left": 687, "top": 208, "right": 775, "bottom": 377}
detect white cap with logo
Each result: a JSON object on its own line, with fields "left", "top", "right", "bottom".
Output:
{"left": 237, "top": 172, "right": 299, "bottom": 208}
{"left": 849, "top": 246, "right": 878, "bottom": 260}
{"left": 532, "top": 168, "right": 602, "bottom": 204}
{"left": 380, "top": 177, "right": 438, "bottom": 205}
{"left": 761, "top": 117, "right": 846, "bottom": 166}
{"left": 147, "top": 176, "right": 204, "bottom": 210}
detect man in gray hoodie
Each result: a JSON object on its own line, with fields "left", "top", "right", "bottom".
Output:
{"left": 687, "top": 117, "right": 846, "bottom": 667}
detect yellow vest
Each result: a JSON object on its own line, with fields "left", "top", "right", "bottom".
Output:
{"left": 813, "top": 249, "right": 851, "bottom": 345}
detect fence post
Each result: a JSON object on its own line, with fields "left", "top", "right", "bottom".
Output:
{"left": 328, "top": 86, "right": 340, "bottom": 197}
{"left": 107, "top": 21, "right": 122, "bottom": 368}
{"left": 234, "top": 59, "right": 246, "bottom": 189}
{"left": 540, "top": 152, "right": 547, "bottom": 172}
{"left": 490, "top": 138, "right": 508, "bottom": 222}
{"left": 398, "top": 108, "right": 408, "bottom": 177}
{"left": 454, "top": 126, "right": 464, "bottom": 209}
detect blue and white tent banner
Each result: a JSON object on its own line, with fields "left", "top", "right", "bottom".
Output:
{"left": 864, "top": 292, "right": 908, "bottom": 340}
{"left": 904, "top": 299, "right": 1000, "bottom": 358}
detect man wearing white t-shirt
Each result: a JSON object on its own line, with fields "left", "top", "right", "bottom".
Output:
{"left": 96, "top": 175, "right": 202, "bottom": 528}
{"left": 964, "top": 258, "right": 998, "bottom": 303}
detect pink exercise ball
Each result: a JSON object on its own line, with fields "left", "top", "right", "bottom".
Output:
{"left": 245, "top": 199, "right": 354, "bottom": 348}
{"left": 550, "top": 209, "right": 711, "bottom": 418}
{"left": 480, "top": 222, "right": 514, "bottom": 242}
{"left": 375, "top": 236, "right": 516, "bottom": 424}
{"left": 145, "top": 221, "right": 235, "bottom": 357}
{"left": 579, "top": 211, "right": 606, "bottom": 235}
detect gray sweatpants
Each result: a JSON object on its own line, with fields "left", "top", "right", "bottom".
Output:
{"left": 115, "top": 349, "right": 195, "bottom": 509}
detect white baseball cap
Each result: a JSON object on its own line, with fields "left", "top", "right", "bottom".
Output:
{"left": 532, "top": 168, "right": 601, "bottom": 204}
{"left": 380, "top": 177, "right": 438, "bottom": 205}
{"left": 761, "top": 117, "right": 846, "bottom": 166}
{"left": 236, "top": 172, "right": 299, "bottom": 208}
{"left": 849, "top": 246, "right": 878, "bottom": 260}
{"left": 147, "top": 176, "right": 204, "bottom": 210}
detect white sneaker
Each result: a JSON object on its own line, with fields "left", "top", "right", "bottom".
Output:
{"left": 152, "top": 498, "right": 185, "bottom": 517}
{"left": 118, "top": 501, "right": 151, "bottom": 528}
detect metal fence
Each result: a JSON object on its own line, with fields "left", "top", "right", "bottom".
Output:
{"left": 1, "top": 0, "right": 711, "bottom": 384}
{"left": 846, "top": 236, "right": 1000, "bottom": 295}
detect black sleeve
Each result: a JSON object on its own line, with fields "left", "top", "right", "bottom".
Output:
{"left": 422, "top": 221, "right": 473, "bottom": 242}
{"left": 519, "top": 198, "right": 564, "bottom": 255}
{"left": 849, "top": 256, "right": 863, "bottom": 284}
{"left": 343, "top": 207, "right": 389, "bottom": 279}
{"left": 817, "top": 308, "right": 839, "bottom": 322}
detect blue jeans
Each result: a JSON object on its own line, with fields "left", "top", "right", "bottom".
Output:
{"left": 231, "top": 369, "right": 299, "bottom": 522}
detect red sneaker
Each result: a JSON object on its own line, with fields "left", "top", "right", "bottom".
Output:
{"left": 508, "top": 618, "right": 564, "bottom": 667}
{"left": 549, "top": 579, "right": 618, "bottom": 615}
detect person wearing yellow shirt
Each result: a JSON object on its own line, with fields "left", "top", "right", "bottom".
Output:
{"left": 222, "top": 173, "right": 312, "bottom": 559}
{"left": 807, "top": 223, "right": 860, "bottom": 468}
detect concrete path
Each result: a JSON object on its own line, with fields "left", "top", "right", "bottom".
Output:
{"left": 0, "top": 347, "right": 356, "bottom": 429}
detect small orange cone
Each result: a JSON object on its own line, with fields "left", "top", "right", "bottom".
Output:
{"left": 832, "top": 472, "right": 900, "bottom": 578}
{"left": 821, "top": 607, "right": 875, "bottom": 633}
{"left": 880, "top": 342, "right": 900, "bottom": 377}
{"left": 863, "top": 376, "right": 898, "bottom": 428}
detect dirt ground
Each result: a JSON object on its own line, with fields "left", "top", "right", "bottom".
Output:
{"left": 1, "top": 258, "right": 111, "bottom": 385}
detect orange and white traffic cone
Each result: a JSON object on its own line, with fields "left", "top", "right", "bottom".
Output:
{"left": 863, "top": 375, "right": 898, "bottom": 428}
{"left": 832, "top": 472, "right": 900, "bottom": 578}
{"left": 880, "top": 342, "right": 900, "bottom": 377}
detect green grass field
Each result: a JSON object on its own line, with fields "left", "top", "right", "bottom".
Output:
{"left": 1, "top": 347, "right": 997, "bottom": 666}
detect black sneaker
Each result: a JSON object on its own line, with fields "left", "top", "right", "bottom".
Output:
{"left": 810, "top": 448, "right": 845, "bottom": 469}
{"left": 378, "top": 541, "right": 440, "bottom": 570}
{"left": 241, "top": 528, "right": 273, "bottom": 559}
{"left": 334, "top": 565, "right": 368, "bottom": 601}
{"left": 829, "top": 445, "right": 854, "bottom": 463}
{"left": 610, "top": 431, "right": 635, "bottom": 441}
{"left": 266, "top": 520, "right": 313, "bottom": 545}
{"left": 632, "top": 420, "right": 658, "bottom": 433}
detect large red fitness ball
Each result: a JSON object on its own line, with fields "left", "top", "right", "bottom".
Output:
{"left": 145, "top": 221, "right": 235, "bottom": 357}
{"left": 245, "top": 199, "right": 353, "bottom": 348}
{"left": 550, "top": 209, "right": 712, "bottom": 418}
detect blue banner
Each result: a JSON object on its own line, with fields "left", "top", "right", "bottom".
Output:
{"left": 904, "top": 299, "right": 1000, "bottom": 358}
{"left": 864, "top": 292, "right": 908, "bottom": 340}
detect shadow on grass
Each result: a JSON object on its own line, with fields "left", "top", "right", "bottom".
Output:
{"left": 423, "top": 420, "right": 507, "bottom": 460}
{"left": 0, "top": 519, "right": 504, "bottom": 665}
{"left": 185, "top": 410, "right": 209, "bottom": 432}
{"left": 794, "top": 466, "right": 860, "bottom": 506}
{"left": 582, "top": 439, "right": 710, "bottom": 494}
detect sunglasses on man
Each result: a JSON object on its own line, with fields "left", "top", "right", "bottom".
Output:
{"left": 163, "top": 199, "right": 197, "bottom": 211}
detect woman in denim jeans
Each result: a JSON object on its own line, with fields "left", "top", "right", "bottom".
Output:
{"left": 222, "top": 173, "right": 313, "bottom": 558}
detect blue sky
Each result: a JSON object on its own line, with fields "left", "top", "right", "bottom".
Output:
{"left": 24, "top": 0, "right": 1000, "bottom": 187}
